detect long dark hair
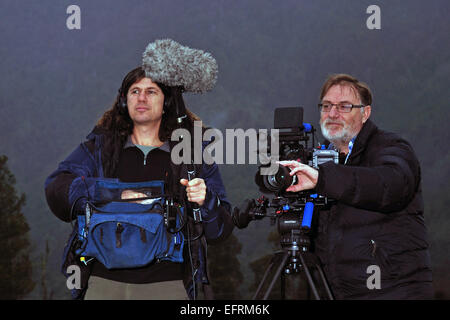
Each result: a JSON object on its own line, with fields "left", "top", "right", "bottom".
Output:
{"left": 96, "top": 66, "right": 201, "bottom": 177}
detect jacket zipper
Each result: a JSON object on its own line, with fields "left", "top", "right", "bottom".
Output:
{"left": 370, "top": 239, "right": 377, "bottom": 257}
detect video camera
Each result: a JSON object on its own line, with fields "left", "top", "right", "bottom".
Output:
{"left": 255, "top": 107, "right": 338, "bottom": 196}
{"left": 233, "top": 107, "right": 338, "bottom": 252}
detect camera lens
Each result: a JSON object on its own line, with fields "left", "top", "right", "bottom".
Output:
{"left": 258, "top": 165, "right": 295, "bottom": 193}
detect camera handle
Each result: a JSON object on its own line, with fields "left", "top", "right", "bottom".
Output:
{"left": 187, "top": 165, "right": 202, "bottom": 224}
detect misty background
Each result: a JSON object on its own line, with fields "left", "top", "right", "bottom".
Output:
{"left": 1, "top": 0, "right": 449, "bottom": 299}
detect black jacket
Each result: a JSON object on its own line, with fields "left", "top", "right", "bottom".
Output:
{"left": 314, "top": 119, "right": 433, "bottom": 299}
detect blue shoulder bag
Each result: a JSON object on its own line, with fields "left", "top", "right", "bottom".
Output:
{"left": 74, "top": 179, "right": 184, "bottom": 269}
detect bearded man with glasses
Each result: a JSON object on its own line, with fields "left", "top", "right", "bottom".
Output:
{"left": 279, "top": 74, "right": 433, "bottom": 299}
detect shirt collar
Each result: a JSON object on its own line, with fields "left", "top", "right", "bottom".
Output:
{"left": 327, "top": 135, "right": 357, "bottom": 164}
{"left": 344, "top": 136, "right": 357, "bottom": 164}
{"left": 124, "top": 136, "right": 170, "bottom": 153}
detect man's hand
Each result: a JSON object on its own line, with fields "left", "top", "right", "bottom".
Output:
{"left": 121, "top": 190, "right": 148, "bottom": 203}
{"left": 278, "top": 160, "right": 319, "bottom": 192}
{"left": 180, "top": 178, "right": 206, "bottom": 206}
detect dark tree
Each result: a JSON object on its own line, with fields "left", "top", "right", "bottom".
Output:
{"left": 207, "top": 234, "right": 244, "bottom": 299}
{"left": 0, "top": 155, "right": 35, "bottom": 299}
{"left": 249, "top": 230, "right": 282, "bottom": 299}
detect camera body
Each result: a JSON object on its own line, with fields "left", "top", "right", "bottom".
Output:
{"left": 234, "top": 107, "right": 338, "bottom": 251}
{"left": 255, "top": 107, "right": 338, "bottom": 196}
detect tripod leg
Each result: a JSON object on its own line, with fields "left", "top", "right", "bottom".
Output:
{"left": 252, "top": 259, "right": 276, "bottom": 300}
{"left": 298, "top": 251, "right": 321, "bottom": 300}
{"left": 316, "top": 263, "right": 334, "bottom": 300}
{"left": 262, "top": 252, "right": 289, "bottom": 300}
{"left": 252, "top": 252, "right": 289, "bottom": 300}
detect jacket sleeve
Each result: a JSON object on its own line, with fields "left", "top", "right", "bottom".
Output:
{"left": 316, "top": 137, "right": 420, "bottom": 213}
{"left": 199, "top": 161, "right": 234, "bottom": 243}
{"left": 44, "top": 142, "right": 99, "bottom": 222}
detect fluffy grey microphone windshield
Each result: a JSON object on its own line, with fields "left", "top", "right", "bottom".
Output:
{"left": 142, "top": 39, "right": 218, "bottom": 93}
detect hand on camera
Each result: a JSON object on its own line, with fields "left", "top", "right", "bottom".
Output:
{"left": 180, "top": 178, "right": 206, "bottom": 206}
{"left": 278, "top": 161, "right": 318, "bottom": 192}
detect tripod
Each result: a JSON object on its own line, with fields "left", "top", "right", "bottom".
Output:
{"left": 252, "top": 230, "right": 334, "bottom": 300}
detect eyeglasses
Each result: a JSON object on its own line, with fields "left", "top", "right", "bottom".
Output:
{"left": 318, "top": 103, "right": 365, "bottom": 113}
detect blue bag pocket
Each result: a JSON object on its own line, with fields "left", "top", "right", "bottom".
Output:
{"left": 80, "top": 202, "right": 184, "bottom": 269}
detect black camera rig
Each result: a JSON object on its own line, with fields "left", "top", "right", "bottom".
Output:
{"left": 235, "top": 107, "right": 338, "bottom": 235}
{"left": 233, "top": 107, "right": 338, "bottom": 300}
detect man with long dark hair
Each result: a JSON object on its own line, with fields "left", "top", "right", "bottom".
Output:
{"left": 45, "top": 40, "right": 233, "bottom": 299}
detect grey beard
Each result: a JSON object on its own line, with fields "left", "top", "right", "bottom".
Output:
{"left": 320, "top": 121, "right": 354, "bottom": 149}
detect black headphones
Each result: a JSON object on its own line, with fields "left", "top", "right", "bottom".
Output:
{"left": 118, "top": 88, "right": 127, "bottom": 110}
